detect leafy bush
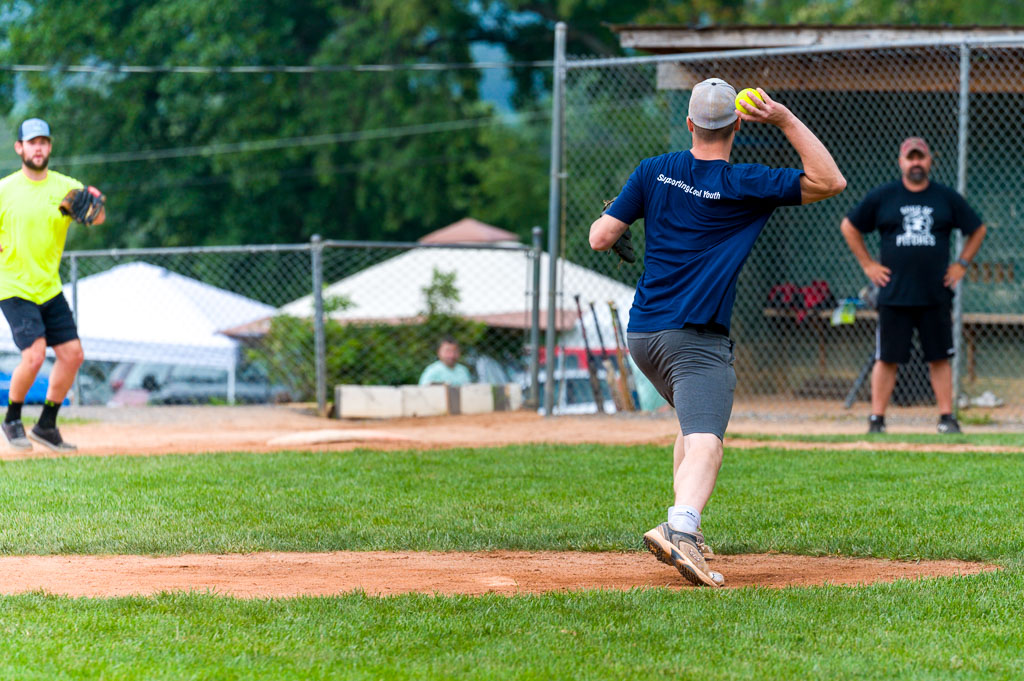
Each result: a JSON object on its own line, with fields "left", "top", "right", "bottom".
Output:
{"left": 248, "top": 268, "right": 488, "bottom": 400}
{"left": 249, "top": 313, "right": 488, "bottom": 401}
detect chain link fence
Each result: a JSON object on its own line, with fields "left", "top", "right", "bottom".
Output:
{"left": 312, "top": 240, "right": 540, "bottom": 410}
{"left": 555, "top": 37, "right": 1024, "bottom": 421}
{"left": 0, "top": 239, "right": 541, "bottom": 412}
{"left": 10, "top": 36, "right": 1024, "bottom": 423}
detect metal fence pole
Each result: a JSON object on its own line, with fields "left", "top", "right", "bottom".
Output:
{"left": 311, "top": 234, "right": 327, "bottom": 416}
{"left": 528, "top": 226, "right": 543, "bottom": 409}
{"left": 953, "top": 43, "right": 971, "bottom": 418}
{"left": 70, "top": 254, "right": 81, "bottom": 407}
{"left": 544, "top": 21, "right": 567, "bottom": 416}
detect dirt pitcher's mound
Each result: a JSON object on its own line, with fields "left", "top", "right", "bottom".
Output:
{"left": 0, "top": 551, "right": 997, "bottom": 598}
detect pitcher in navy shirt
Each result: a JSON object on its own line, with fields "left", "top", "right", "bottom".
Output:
{"left": 590, "top": 78, "right": 845, "bottom": 587}
{"left": 841, "top": 137, "right": 986, "bottom": 435}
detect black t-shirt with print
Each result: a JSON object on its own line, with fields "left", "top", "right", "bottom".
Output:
{"left": 847, "top": 180, "right": 982, "bottom": 306}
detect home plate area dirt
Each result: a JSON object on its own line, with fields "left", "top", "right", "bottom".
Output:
{"left": 0, "top": 552, "right": 996, "bottom": 597}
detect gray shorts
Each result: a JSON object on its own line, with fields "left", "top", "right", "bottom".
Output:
{"left": 627, "top": 328, "right": 736, "bottom": 440}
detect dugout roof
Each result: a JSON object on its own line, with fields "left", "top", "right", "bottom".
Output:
{"left": 608, "top": 24, "right": 1024, "bottom": 93}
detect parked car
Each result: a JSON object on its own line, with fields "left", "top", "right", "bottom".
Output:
{"left": 0, "top": 354, "right": 70, "bottom": 405}
{"left": 73, "top": 360, "right": 120, "bottom": 406}
{"left": 107, "top": 360, "right": 292, "bottom": 406}
{"left": 525, "top": 367, "right": 617, "bottom": 415}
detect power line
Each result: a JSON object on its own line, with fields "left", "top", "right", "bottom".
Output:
{"left": 0, "top": 95, "right": 655, "bottom": 172}
{"left": 1, "top": 60, "right": 553, "bottom": 74}
{"left": 102, "top": 146, "right": 545, "bottom": 193}
{"left": 0, "top": 110, "right": 551, "bottom": 170}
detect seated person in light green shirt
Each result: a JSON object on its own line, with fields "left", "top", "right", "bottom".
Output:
{"left": 419, "top": 336, "right": 473, "bottom": 386}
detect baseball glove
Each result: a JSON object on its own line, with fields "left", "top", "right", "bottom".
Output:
{"left": 59, "top": 186, "right": 105, "bottom": 225}
{"left": 601, "top": 197, "right": 636, "bottom": 264}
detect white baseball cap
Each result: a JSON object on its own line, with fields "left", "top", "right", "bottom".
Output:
{"left": 688, "top": 78, "right": 738, "bottom": 130}
{"left": 17, "top": 118, "right": 51, "bottom": 141}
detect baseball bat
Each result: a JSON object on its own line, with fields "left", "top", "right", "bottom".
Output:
{"left": 606, "top": 301, "right": 638, "bottom": 409}
{"left": 609, "top": 300, "right": 641, "bottom": 410}
{"left": 589, "top": 301, "right": 625, "bottom": 411}
{"left": 607, "top": 301, "right": 637, "bottom": 411}
{"left": 574, "top": 295, "right": 606, "bottom": 414}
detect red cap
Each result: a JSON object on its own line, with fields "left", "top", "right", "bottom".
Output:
{"left": 899, "top": 137, "right": 931, "bottom": 158}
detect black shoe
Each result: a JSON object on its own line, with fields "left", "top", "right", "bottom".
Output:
{"left": 868, "top": 415, "right": 886, "bottom": 434}
{"left": 937, "top": 416, "right": 962, "bottom": 434}
{"left": 2, "top": 419, "right": 32, "bottom": 451}
{"left": 28, "top": 425, "right": 77, "bottom": 452}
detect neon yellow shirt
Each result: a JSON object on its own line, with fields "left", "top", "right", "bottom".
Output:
{"left": 0, "top": 170, "right": 83, "bottom": 304}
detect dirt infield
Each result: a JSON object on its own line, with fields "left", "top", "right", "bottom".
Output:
{"left": 0, "top": 551, "right": 997, "bottom": 597}
{"left": 11, "top": 399, "right": 1024, "bottom": 460}
{"left": 0, "top": 402, "right": 1009, "bottom": 596}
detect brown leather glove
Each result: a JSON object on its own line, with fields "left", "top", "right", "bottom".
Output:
{"left": 59, "top": 186, "right": 105, "bottom": 225}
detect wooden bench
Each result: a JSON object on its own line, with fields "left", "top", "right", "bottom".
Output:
{"left": 763, "top": 307, "right": 1024, "bottom": 385}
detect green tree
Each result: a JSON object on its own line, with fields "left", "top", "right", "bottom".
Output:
{"left": 3, "top": 0, "right": 1016, "bottom": 252}
{"left": 423, "top": 268, "right": 461, "bottom": 316}
{"left": 0, "top": 0, "right": 501, "bottom": 247}
{"left": 744, "top": 0, "right": 1024, "bottom": 24}
{"left": 464, "top": 117, "right": 550, "bottom": 236}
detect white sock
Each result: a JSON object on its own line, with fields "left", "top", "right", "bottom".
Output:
{"left": 667, "top": 505, "right": 701, "bottom": 534}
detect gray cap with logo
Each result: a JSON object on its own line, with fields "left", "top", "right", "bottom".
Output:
{"left": 688, "top": 78, "right": 738, "bottom": 130}
{"left": 17, "top": 118, "right": 51, "bottom": 141}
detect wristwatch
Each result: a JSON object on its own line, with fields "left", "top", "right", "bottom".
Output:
{"left": 956, "top": 257, "right": 970, "bottom": 268}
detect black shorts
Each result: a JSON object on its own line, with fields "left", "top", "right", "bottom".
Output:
{"left": 0, "top": 294, "right": 79, "bottom": 350}
{"left": 876, "top": 303, "right": 954, "bottom": 364}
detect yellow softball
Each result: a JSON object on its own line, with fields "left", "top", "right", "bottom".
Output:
{"left": 735, "top": 88, "right": 764, "bottom": 113}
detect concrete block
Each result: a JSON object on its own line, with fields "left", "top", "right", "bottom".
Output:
{"left": 490, "top": 383, "right": 524, "bottom": 412}
{"left": 336, "top": 383, "right": 524, "bottom": 419}
{"left": 447, "top": 385, "right": 461, "bottom": 415}
{"left": 492, "top": 384, "right": 507, "bottom": 411}
{"left": 400, "top": 385, "right": 450, "bottom": 417}
{"left": 336, "top": 385, "right": 402, "bottom": 419}
{"left": 460, "top": 384, "right": 495, "bottom": 415}
{"left": 504, "top": 383, "right": 524, "bottom": 411}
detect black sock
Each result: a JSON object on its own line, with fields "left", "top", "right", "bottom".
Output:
{"left": 940, "top": 413, "right": 954, "bottom": 421}
{"left": 5, "top": 401, "right": 23, "bottom": 424}
{"left": 38, "top": 400, "right": 60, "bottom": 429}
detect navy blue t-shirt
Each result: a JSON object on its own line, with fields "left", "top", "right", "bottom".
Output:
{"left": 607, "top": 150, "right": 803, "bottom": 333}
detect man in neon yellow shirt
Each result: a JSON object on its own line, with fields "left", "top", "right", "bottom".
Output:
{"left": 418, "top": 336, "right": 472, "bottom": 386}
{"left": 0, "top": 118, "right": 106, "bottom": 452}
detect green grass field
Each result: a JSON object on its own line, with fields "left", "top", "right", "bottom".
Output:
{"left": 1, "top": 438, "right": 1022, "bottom": 679}
{"left": 733, "top": 431, "right": 1024, "bottom": 447}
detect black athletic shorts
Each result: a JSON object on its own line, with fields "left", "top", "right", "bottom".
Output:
{"left": 876, "top": 303, "right": 954, "bottom": 364}
{"left": 0, "top": 293, "right": 79, "bottom": 350}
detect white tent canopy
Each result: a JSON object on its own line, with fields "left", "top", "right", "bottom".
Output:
{"left": 279, "top": 247, "right": 636, "bottom": 346}
{"left": 0, "top": 262, "right": 276, "bottom": 400}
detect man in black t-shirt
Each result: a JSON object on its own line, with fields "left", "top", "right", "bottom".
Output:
{"left": 841, "top": 137, "right": 986, "bottom": 434}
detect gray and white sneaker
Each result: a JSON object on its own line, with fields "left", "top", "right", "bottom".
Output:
{"left": 643, "top": 522, "right": 721, "bottom": 587}
{"left": 29, "top": 425, "right": 77, "bottom": 453}
{"left": 2, "top": 419, "right": 32, "bottom": 451}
